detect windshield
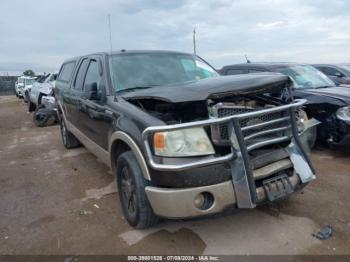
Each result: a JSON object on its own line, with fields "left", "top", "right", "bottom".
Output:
{"left": 44, "top": 74, "right": 53, "bottom": 82}
{"left": 18, "top": 78, "right": 24, "bottom": 84}
{"left": 25, "top": 79, "right": 35, "bottom": 85}
{"left": 338, "top": 65, "right": 350, "bottom": 74}
{"left": 38, "top": 75, "right": 49, "bottom": 83}
{"left": 109, "top": 52, "right": 218, "bottom": 91}
{"left": 275, "top": 65, "right": 334, "bottom": 89}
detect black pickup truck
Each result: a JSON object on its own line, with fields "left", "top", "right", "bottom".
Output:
{"left": 55, "top": 50, "right": 317, "bottom": 228}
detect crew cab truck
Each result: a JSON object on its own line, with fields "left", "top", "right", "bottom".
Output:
{"left": 55, "top": 51, "right": 317, "bottom": 229}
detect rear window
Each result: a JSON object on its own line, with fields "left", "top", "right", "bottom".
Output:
{"left": 249, "top": 69, "right": 265, "bottom": 73}
{"left": 58, "top": 62, "right": 76, "bottom": 82}
{"left": 225, "top": 68, "right": 246, "bottom": 75}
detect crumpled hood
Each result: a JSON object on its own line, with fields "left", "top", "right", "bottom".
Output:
{"left": 121, "top": 73, "right": 291, "bottom": 103}
{"left": 302, "top": 87, "right": 350, "bottom": 105}
{"left": 40, "top": 82, "right": 55, "bottom": 95}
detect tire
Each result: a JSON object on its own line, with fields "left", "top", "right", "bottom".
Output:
{"left": 33, "top": 104, "right": 56, "bottom": 127}
{"left": 116, "top": 151, "right": 159, "bottom": 229}
{"left": 308, "top": 126, "right": 317, "bottom": 149}
{"left": 28, "top": 101, "right": 36, "bottom": 112}
{"left": 59, "top": 117, "right": 81, "bottom": 149}
{"left": 24, "top": 91, "right": 29, "bottom": 103}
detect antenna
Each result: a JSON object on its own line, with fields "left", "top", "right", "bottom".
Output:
{"left": 245, "top": 54, "right": 251, "bottom": 63}
{"left": 108, "top": 14, "right": 113, "bottom": 54}
{"left": 193, "top": 27, "right": 197, "bottom": 56}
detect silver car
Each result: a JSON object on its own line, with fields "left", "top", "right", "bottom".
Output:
{"left": 29, "top": 73, "right": 57, "bottom": 106}
{"left": 15, "top": 76, "right": 35, "bottom": 98}
{"left": 28, "top": 73, "right": 58, "bottom": 127}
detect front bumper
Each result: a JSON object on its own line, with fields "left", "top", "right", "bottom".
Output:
{"left": 41, "top": 95, "right": 57, "bottom": 110}
{"left": 327, "top": 118, "right": 350, "bottom": 147}
{"left": 328, "top": 134, "right": 350, "bottom": 147}
{"left": 17, "top": 89, "right": 23, "bottom": 96}
{"left": 146, "top": 171, "right": 301, "bottom": 219}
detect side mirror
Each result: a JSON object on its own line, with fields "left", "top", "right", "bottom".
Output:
{"left": 84, "top": 82, "right": 98, "bottom": 100}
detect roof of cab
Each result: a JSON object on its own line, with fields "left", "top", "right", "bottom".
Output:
{"left": 61, "top": 50, "right": 195, "bottom": 64}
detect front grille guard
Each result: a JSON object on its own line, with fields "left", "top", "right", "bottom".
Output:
{"left": 142, "top": 99, "right": 312, "bottom": 207}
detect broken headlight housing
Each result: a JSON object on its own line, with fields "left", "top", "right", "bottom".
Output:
{"left": 153, "top": 127, "right": 215, "bottom": 157}
{"left": 296, "top": 109, "right": 309, "bottom": 131}
{"left": 336, "top": 106, "right": 350, "bottom": 121}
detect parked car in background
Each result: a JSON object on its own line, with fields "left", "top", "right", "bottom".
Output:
{"left": 220, "top": 63, "right": 350, "bottom": 148}
{"left": 28, "top": 72, "right": 58, "bottom": 127}
{"left": 14, "top": 76, "right": 25, "bottom": 97}
{"left": 23, "top": 77, "right": 36, "bottom": 102}
{"left": 15, "top": 76, "right": 36, "bottom": 99}
{"left": 313, "top": 64, "right": 350, "bottom": 86}
{"left": 55, "top": 51, "right": 317, "bottom": 228}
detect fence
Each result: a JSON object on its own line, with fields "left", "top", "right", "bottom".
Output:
{"left": 0, "top": 76, "right": 17, "bottom": 95}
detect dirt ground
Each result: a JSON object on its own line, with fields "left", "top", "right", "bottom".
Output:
{"left": 0, "top": 95, "right": 349, "bottom": 255}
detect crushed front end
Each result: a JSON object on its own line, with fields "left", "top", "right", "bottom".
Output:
{"left": 135, "top": 78, "right": 318, "bottom": 218}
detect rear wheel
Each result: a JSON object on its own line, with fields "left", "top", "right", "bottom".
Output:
{"left": 59, "top": 117, "right": 80, "bottom": 149}
{"left": 116, "top": 151, "right": 159, "bottom": 229}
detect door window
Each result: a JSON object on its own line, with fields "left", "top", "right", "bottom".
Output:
{"left": 73, "top": 59, "right": 89, "bottom": 89}
{"left": 83, "top": 60, "right": 100, "bottom": 90}
{"left": 58, "top": 62, "right": 76, "bottom": 82}
{"left": 323, "top": 67, "right": 342, "bottom": 77}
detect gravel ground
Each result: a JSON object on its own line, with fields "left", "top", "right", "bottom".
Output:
{"left": 0, "top": 95, "right": 349, "bottom": 255}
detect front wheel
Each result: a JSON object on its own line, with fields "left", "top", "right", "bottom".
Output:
{"left": 33, "top": 104, "right": 56, "bottom": 127}
{"left": 116, "top": 151, "right": 159, "bottom": 229}
{"left": 24, "top": 91, "right": 29, "bottom": 103}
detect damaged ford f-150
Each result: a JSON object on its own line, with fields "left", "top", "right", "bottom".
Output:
{"left": 55, "top": 50, "right": 317, "bottom": 229}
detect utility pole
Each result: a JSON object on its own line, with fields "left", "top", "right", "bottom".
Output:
{"left": 193, "top": 27, "right": 197, "bottom": 56}
{"left": 108, "top": 14, "right": 113, "bottom": 54}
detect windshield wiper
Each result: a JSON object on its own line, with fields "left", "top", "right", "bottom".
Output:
{"left": 116, "top": 86, "right": 157, "bottom": 93}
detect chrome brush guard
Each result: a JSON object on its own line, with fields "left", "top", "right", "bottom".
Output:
{"left": 142, "top": 99, "right": 316, "bottom": 208}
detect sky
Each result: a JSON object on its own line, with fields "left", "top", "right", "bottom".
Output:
{"left": 1, "top": 0, "right": 350, "bottom": 75}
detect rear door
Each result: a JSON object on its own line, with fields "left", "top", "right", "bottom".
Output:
{"left": 55, "top": 61, "right": 77, "bottom": 122}
{"left": 67, "top": 58, "right": 90, "bottom": 129}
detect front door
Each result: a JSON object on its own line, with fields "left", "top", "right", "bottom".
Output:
{"left": 77, "top": 57, "right": 111, "bottom": 151}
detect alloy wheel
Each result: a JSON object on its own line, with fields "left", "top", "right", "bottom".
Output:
{"left": 120, "top": 166, "right": 137, "bottom": 216}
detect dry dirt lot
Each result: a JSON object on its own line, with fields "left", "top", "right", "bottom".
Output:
{"left": 0, "top": 95, "right": 349, "bottom": 255}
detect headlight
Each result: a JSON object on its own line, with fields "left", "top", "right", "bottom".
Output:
{"left": 153, "top": 127, "right": 215, "bottom": 157}
{"left": 296, "top": 109, "right": 308, "bottom": 131}
{"left": 336, "top": 106, "right": 350, "bottom": 121}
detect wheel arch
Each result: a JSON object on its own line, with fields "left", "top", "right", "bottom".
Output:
{"left": 109, "top": 131, "right": 151, "bottom": 181}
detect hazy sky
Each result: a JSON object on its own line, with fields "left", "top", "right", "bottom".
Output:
{"left": 1, "top": 0, "right": 350, "bottom": 75}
